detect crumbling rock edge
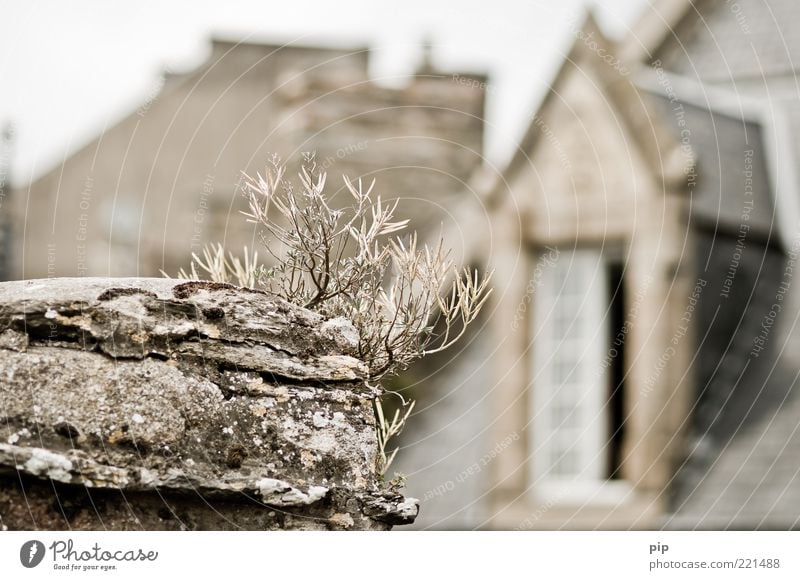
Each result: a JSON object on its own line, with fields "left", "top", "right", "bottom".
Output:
{"left": 0, "top": 277, "right": 418, "bottom": 530}
{"left": 0, "top": 277, "right": 369, "bottom": 384}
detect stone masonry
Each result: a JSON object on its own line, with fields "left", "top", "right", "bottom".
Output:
{"left": 0, "top": 277, "right": 418, "bottom": 530}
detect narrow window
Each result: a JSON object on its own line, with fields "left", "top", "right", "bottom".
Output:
{"left": 530, "top": 248, "right": 609, "bottom": 489}
{"left": 606, "top": 260, "right": 626, "bottom": 480}
{"left": 529, "top": 247, "right": 629, "bottom": 499}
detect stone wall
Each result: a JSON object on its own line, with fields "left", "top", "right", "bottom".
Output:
{"left": 0, "top": 277, "right": 417, "bottom": 530}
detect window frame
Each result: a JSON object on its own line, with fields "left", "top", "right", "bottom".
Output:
{"left": 528, "top": 245, "right": 632, "bottom": 504}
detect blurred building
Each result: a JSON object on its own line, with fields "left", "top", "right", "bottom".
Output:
{"left": 401, "top": 14, "right": 693, "bottom": 530}
{"left": 481, "top": 14, "right": 695, "bottom": 529}
{"left": 629, "top": 0, "right": 800, "bottom": 529}
{"left": 7, "top": 40, "right": 485, "bottom": 280}
{"left": 7, "top": 0, "right": 800, "bottom": 532}
{"left": 398, "top": 0, "right": 800, "bottom": 530}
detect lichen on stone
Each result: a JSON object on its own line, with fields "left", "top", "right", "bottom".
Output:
{"left": 0, "top": 277, "right": 418, "bottom": 530}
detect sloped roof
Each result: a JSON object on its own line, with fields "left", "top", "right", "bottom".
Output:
{"left": 622, "top": 0, "right": 800, "bottom": 81}
{"left": 639, "top": 65, "right": 800, "bottom": 252}
{"left": 637, "top": 69, "right": 779, "bottom": 241}
{"left": 665, "top": 385, "right": 800, "bottom": 530}
{"left": 619, "top": 0, "right": 698, "bottom": 64}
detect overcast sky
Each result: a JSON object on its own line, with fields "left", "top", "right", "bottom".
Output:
{"left": 0, "top": 0, "right": 648, "bottom": 184}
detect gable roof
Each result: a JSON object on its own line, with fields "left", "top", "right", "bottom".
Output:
{"left": 636, "top": 68, "right": 779, "bottom": 240}
{"left": 619, "top": 0, "right": 698, "bottom": 64}
{"left": 622, "top": 0, "right": 800, "bottom": 81}
{"left": 486, "top": 11, "right": 688, "bottom": 206}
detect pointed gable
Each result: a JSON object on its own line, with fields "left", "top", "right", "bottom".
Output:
{"left": 492, "top": 14, "right": 687, "bottom": 243}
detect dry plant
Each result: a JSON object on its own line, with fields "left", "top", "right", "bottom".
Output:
{"left": 173, "top": 153, "right": 492, "bottom": 475}
{"left": 244, "top": 154, "right": 493, "bottom": 379}
{"left": 376, "top": 398, "right": 416, "bottom": 475}
{"left": 171, "top": 243, "right": 263, "bottom": 289}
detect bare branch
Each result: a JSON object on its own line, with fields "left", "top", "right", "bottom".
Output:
{"left": 170, "top": 153, "right": 492, "bottom": 382}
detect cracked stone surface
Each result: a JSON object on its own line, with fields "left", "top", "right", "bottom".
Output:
{"left": 0, "top": 277, "right": 418, "bottom": 531}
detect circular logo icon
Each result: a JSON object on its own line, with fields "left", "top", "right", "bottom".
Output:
{"left": 20, "top": 540, "right": 46, "bottom": 568}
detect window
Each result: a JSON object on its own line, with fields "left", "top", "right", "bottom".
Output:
{"left": 529, "top": 247, "right": 629, "bottom": 501}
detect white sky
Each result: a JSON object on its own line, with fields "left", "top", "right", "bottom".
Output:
{"left": 0, "top": 0, "right": 648, "bottom": 184}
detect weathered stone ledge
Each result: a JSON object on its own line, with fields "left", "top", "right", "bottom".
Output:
{"left": 0, "top": 277, "right": 418, "bottom": 530}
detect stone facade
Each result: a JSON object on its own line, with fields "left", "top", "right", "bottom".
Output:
{"left": 7, "top": 40, "right": 485, "bottom": 281}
